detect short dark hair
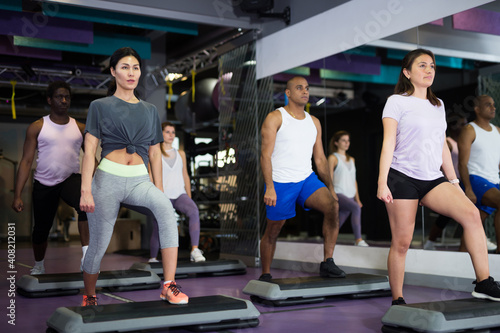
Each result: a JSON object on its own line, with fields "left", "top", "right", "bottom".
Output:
{"left": 47, "top": 81, "right": 71, "bottom": 98}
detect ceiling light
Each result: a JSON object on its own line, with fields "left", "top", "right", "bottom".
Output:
{"left": 166, "top": 73, "right": 183, "bottom": 81}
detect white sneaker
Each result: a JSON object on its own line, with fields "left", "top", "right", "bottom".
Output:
{"left": 30, "top": 265, "right": 45, "bottom": 275}
{"left": 424, "top": 240, "right": 436, "bottom": 250}
{"left": 190, "top": 248, "right": 206, "bottom": 262}
{"left": 148, "top": 258, "right": 159, "bottom": 263}
{"left": 486, "top": 238, "right": 497, "bottom": 251}
{"left": 355, "top": 240, "right": 369, "bottom": 247}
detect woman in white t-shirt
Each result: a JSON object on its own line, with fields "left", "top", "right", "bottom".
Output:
{"left": 328, "top": 130, "right": 368, "bottom": 246}
{"left": 377, "top": 48, "right": 500, "bottom": 305}
{"left": 149, "top": 121, "right": 206, "bottom": 263}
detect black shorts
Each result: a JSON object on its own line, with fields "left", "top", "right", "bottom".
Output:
{"left": 387, "top": 168, "right": 447, "bottom": 201}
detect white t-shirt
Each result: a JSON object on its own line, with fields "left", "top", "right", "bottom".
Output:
{"left": 382, "top": 94, "right": 446, "bottom": 180}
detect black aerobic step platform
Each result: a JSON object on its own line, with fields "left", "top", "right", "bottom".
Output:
{"left": 130, "top": 259, "right": 247, "bottom": 279}
{"left": 243, "top": 273, "right": 391, "bottom": 306}
{"left": 17, "top": 270, "right": 161, "bottom": 298}
{"left": 381, "top": 298, "right": 500, "bottom": 333}
{"left": 46, "top": 295, "right": 260, "bottom": 333}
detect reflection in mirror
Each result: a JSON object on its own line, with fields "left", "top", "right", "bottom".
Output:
{"left": 272, "top": 43, "right": 500, "bottom": 251}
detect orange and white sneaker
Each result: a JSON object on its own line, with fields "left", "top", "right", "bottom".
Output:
{"left": 160, "top": 281, "right": 189, "bottom": 304}
{"left": 82, "top": 295, "right": 98, "bottom": 306}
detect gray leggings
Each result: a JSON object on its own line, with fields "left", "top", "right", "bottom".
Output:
{"left": 83, "top": 169, "right": 178, "bottom": 274}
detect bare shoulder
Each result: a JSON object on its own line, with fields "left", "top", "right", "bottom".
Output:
{"left": 267, "top": 109, "right": 282, "bottom": 121}
{"left": 328, "top": 153, "right": 338, "bottom": 163}
{"left": 28, "top": 118, "right": 44, "bottom": 135}
{"left": 263, "top": 109, "right": 282, "bottom": 128}
{"left": 462, "top": 123, "right": 476, "bottom": 136}
{"left": 178, "top": 149, "right": 187, "bottom": 159}
{"left": 76, "top": 120, "right": 86, "bottom": 133}
{"left": 309, "top": 114, "right": 321, "bottom": 126}
{"left": 458, "top": 123, "right": 476, "bottom": 143}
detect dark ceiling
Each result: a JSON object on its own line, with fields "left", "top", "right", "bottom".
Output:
{"left": 1, "top": 0, "right": 499, "bottom": 127}
{"left": 0, "top": 0, "right": 248, "bottom": 124}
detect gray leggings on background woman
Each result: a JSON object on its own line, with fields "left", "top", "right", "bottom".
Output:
{"left": 83, "top": 168, "right": 178, "bottom": 274}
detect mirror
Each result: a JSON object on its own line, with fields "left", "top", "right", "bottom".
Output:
{"left": 269, "top": 4, "right": 500, "bottom": 251}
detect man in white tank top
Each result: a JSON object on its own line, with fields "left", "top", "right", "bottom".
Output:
{"left": 259, "top": 76, "right": 345, "bottom": 281}
{"left": 458, "top": 95, "right": 500, "bottom": 254}
{"left": 12, "top": 82, "right": 90, "bottom": 274}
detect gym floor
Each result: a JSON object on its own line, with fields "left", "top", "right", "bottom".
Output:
{"left": 2, "top": 241, "right": 499, "bottom": 333}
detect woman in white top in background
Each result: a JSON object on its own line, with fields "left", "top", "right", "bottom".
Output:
{"left": 328, "top": 130, "right": 368, "bottom": 247}
{"left": 149, "top": 121, "right": 206, "bottom": 263}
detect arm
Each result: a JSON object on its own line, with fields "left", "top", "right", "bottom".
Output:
{"left": 352, "top": 157, "right": 363, "bottom": 207}
{"left": 260, "top": 110, "right": 281, "bottom": 207}
{"left": 497, "top": 126, "right": 500, "bottom": 170}
{"left": 77, "top": 121, "right": 99, "bottom": 175}
{"left": 355, "top": 180, "right": 362, "bottom": 207}
{"left": 377, "top": 117, "right": 398, "bottom": 203}
{"left": 76, "top": 121, "right": 86, "bottom": 151}
{"left": 457, "top": 124, "right": 476, "bottom": 203}
{"left": 441, "top": 139, "right": 458, "bottom": 180}
{"left": 12, "top": 120, "right": 42, "bottom": 212}
{"left": 179, "top": 150, "right": 192, "bottom": 198}
{"left": 311, "top": 116, "right": 338, "bottom": 201}
{"left": 149, "top": 143, "right": 164, "bottom": 192}
{"left": 327, "top": 153, "right": 338, "bottom": 187}
{"left": 80, "top": 133, "right": 99, "bottom": 213}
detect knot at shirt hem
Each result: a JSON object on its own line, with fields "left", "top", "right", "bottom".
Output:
{"left": 126, "top": 144, "right": 136, "bottom": 154}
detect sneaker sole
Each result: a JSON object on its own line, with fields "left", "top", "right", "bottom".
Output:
{"left": 472, "top": 291, "right": 500, "bottom": 302}
{"left": 320, "top": 272, "right": 346, "bottom": 278}
{"left": 190, "top": 258, "right": 206, "bottom": 262}
{"left": 160, "top": 295, "right": 188, "bottom": 304}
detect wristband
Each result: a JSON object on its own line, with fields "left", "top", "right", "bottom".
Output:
{"left": 449, "top": 179, "right": 459, "bottom": 184}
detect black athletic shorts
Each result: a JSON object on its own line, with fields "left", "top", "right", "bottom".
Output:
{"left": 387, "top": 168, "right": 448, "bottom": 201}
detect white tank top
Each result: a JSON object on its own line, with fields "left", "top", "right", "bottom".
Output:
{"left": 34, "top": 115, "right": 82, "bottom": 186}
{"left": 332, "top": 153, "right": 357, "bottom": 198}
{"left": 271, "top": 107, "right": 316, "bottom": 183}
{"left": 468, "top": 122, "right": 500, "bottom": 184}
{"left": 162, "top": 149, "right": 187, "bottom": 199}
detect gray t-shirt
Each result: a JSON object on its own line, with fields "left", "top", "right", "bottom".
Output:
{"left": 85, "top": 95, "right": 163, "bottom": 167}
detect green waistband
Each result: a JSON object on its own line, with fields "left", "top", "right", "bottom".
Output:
{"left": 98, "top": 158, "right": 148, "bottom": 177}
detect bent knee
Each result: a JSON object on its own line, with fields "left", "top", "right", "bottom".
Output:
{"left": 457, "top": 207, "right": 481, "bottom": 227}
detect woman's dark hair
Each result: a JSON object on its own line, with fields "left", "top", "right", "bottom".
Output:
{"left": 160, "top": 121, "right": 176, "bottom": 156}
{"left": 394, "top": 48, "right": 441, "bottom": 107}
{"left": 107, "top": 47, "right": 142, "bottom": 97}
{"left": 47, "top": 81, "right": 71, "bottom": 98}
{"left": 328, "top": 130, "right": 352, "bottom": 162}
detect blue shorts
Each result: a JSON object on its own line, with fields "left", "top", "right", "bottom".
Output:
{"left": 469, "top": 174, "right": 499, "bottom": 215}
{"left": 266, "top": 172, "right": 326, "bottom": 221}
